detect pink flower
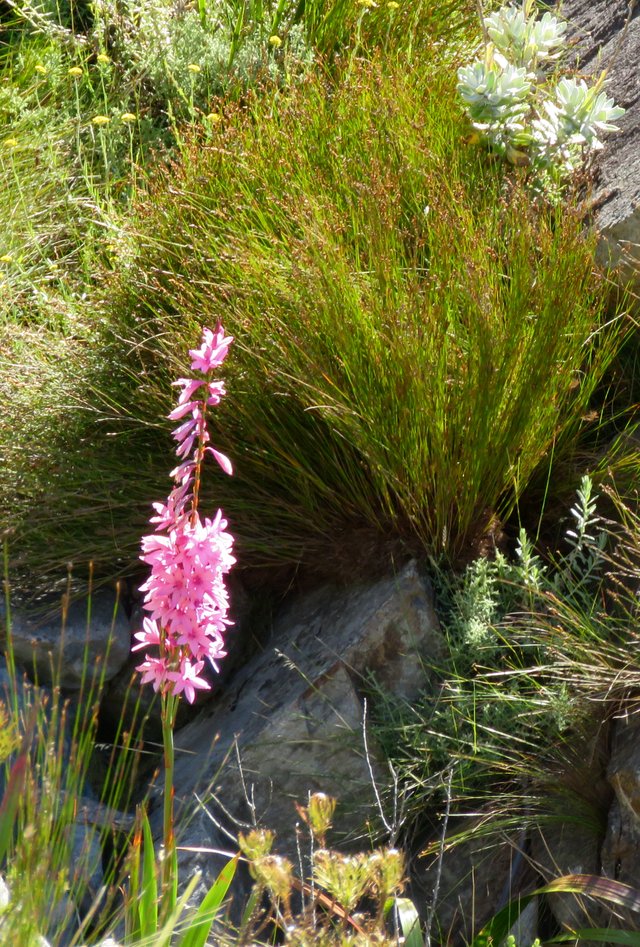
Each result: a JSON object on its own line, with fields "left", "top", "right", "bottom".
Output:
{"left": 173, "top": 377, "right": 205, "bottom": 403}
{"left": 168, "top": 659, "right": 211, "bottom": 704}
{"left": 189, "top": 325, "right": 234, "bottom": 373}
{"left": 168, "top": 400, "right": 200, "bottom": 421}
{"left": 172, "top": 415, "right": 199, "bottom": 443}
{"left": 206, "top": 381, "right": 226, "bottom": 406}
{"left": 132, "top": 616, "right": 162, "bottom": 651}
{"left": 136, "top": 655, "right": 172, "bottom": 692}
{"left": 136, "top": 325, "right": 235, "bottom": 702}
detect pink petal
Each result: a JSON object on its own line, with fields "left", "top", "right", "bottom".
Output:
{"left": 168, "top": 401, "right": 199, "bottom": 421}
{"left": 205, "top": 446, "right": 233, "bottom": 475}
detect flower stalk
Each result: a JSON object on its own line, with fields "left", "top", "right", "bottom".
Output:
{"left": 133, "top": 323, "right": 235, "bottom": 922}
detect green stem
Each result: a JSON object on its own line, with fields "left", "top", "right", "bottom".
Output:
{"left": 160, "top": 690, "right": 178, "bottom": 922}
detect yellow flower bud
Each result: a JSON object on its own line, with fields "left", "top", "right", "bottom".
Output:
{"left": 121, "top": 112, "right": 137, "bottom": 123}
{"left": 187, "top": 63, "right": 201, "bottom": 73}
{"left": 252, "top": 855, "right": 293, "bottom": 902}
{"left": 238, "top": 829, "right": 275, "bottom": 861}
{"left": 68, "top": 66, "right": 83, "bottom": 78}
{"left": 35, "top": 64, "right": 47, "bottom": 75}
{"left": 307, "top": 792, "right": 337, "bottom": 838}
{"left": 0, "top": 254, "right": 13, "bottom": 263}
{"left": 206, "top": 112, "right": 222, "bottom": 123}
{"left": 97, "top": 53, "right": 111, "bottom": 64}
{"left": 4, "top": 139, "right": 18, "bottom": 149}
{"left": 91, "top": 115, "right": 111, "bottom": 125}
{"left": 269, "top": 35, "right": 282, "bottom": 48}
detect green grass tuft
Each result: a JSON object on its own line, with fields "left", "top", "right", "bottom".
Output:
{"left": 1, "top": 52, "right": 630, "bottom": 590}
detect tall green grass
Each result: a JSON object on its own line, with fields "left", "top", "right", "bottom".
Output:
{"left": 0, "top": 580, "right": 144, "bottom": 943}
{"left": 2, "top": 53, "right": 626, "bottom": 589}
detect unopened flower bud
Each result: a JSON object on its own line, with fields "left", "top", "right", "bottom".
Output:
{"left": 252, "top": 854, "right": 293, "bottom": 901}
{"left": 238, "top": 828, "right": 275, "bottom": 861}
{"left": 307, "top": 792, "right": 337, "bottom": 838}
{"left": 369, "top": 847, "right": 405, "bottom": 897}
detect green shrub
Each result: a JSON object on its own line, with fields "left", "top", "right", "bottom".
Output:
{"left": 1, "top": 51, "right": 629, "bottom": 590}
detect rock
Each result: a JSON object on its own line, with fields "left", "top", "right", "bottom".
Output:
{"left": 509, "top": 898, "right": 539, "bottom": 947}
{"left": 531, "top": 816, "right": 604, "bottom": 938}
{"left": 414, "top": 825, "right": 536, "bottom": 945}
{"left": 598, "top": 712, "right": 640, "bottom": 928}
{"left": 151, "top": 560, "right": 445, "bottom": 914}
{"left": 561, "top": 0, "right": 640, "bottom": 288}
{"left": 2, "top": 589, "right": 130, "bottom": 688}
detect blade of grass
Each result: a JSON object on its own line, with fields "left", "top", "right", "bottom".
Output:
{"left": 179, "top": 855, "right": 239, "bottom": 947}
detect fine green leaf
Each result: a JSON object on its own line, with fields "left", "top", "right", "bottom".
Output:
{"left": 385, "top": 896, "right": 422, "bottom": 947}
{"left": 472, "top": 875, "right": 640, "bottom": 947}
{"left": 139, "top": 811, "right": 159, "bottom": 937}
{"left": 551, "top": 931, "right": 640, "bottom": 946}
{"left": 179, "top": 855, "right": 239, "bottom": 947}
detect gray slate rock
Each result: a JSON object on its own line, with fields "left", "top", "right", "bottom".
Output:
{"left": 2, "top": 589, "right": 130, "bottom": 688}
{"left": 562, "top": 0, "right": 640, "bottom": 286}
{"left": 531, "top": 819, "right": 604, "bottom": 940}
{"left": 414, "top": 825, "right": 536, "bottom": 945}
{"left": 151, "top": 560, "right": 445, "bottom": 914}
{"left": 599, "top": 712, "right": 640, "bottom": 929}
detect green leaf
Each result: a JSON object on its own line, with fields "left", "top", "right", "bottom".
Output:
{"left": 551, "top": 930, "right": 640, "bottom": 946}
{"left": 138, "top": 811, "right": 159, "bottom": 938}
{"left": 239, "top": 882, "right": 261, "bottom": 931}
{"left": 385, "top": 897, "right": 422, "bottom": 947}
{"left": 541, "top": 875, "right": 640, "bottom": 914}
{"left": 152, "top": 872, "right": 203, "bottom": 947}
{"left": 471, "top": 875, "right": 640, "bottom": 947}
{"left": 179, "top": 856, "right": 238, "bottom": 947}
{"left": 470, "top": 893, "right": 535, "bottom": 947}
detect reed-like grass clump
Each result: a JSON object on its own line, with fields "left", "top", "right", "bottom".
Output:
{"left": 1, "top": 52, "right": 628, "bottom": 589}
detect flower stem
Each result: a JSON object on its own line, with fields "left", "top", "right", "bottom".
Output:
{"left": 160, "top": 690, "right": 178, "bottom": 922}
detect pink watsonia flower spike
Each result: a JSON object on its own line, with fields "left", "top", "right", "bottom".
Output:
{"left": 135, "top": 324, "right": 235, "bottom": 703}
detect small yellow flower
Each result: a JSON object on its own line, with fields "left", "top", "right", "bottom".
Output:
{"left": 91, "top": 114, "right": 111, "bottom": 125}
{"left": 68, "top": 66, "right": 83, "bottom": 78}
{"left": 121, "top": 112, "right": 137, "bottom": 123}
{"left": 4, "top": 139, "right": 17, "bottom": 149}
{"left": 206, "top": 112, "right": 222, "bottom": 123}
{"left": 97, "top": 53, "right": 111, "bottom": 64}
{"left": 357, "top": 0, "right": 377, "bottom": 7}
{"left": 0, "top": 254, "right": 13, "bottom": 263}
{"left": 187, "top": 63, "right": 201, "bottom": 74}
{"left": 268, "top": 35, "right": 282, "bottom": 48}
{"left": 387, "top": 1, "right": 400, "bottom": 8}
{"left": 35, "top": 64, "right": 48, "bottom": 75}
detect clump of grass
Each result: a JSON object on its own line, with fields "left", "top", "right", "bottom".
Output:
{"left": 2, "top": 50, "right": 627, "bottom": 591}
{"left": 0, "top": 556, "right": 144, "bottom": 943}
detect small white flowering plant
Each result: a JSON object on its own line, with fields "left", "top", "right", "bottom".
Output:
{"left": 457, "top": 0, "right": 625, "bottom": 191}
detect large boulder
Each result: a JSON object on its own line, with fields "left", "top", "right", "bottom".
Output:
{"left": 150, "top": 559, "right": 445, "bottom": 913}
{"left": 1, "top": 589, "right": 130, "bottom": 689}
{"left": 562, "top": 0, "right": 640, "bottom": 288}
{"left": 595, "top": 711, "right": 640, "bottom": 930}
